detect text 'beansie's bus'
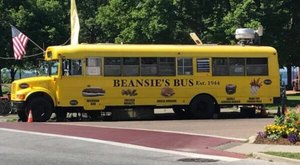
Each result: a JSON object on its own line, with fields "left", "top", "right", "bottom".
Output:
{"left": 11, "top": 29, "right": 280, "bottom": 121}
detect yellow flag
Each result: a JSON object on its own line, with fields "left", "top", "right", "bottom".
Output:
{"left": 71, "top": 0, "right": 80, "bottom": 45}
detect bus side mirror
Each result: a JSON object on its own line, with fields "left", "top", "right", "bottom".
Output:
{"left": 64, "top": 69, "right": 70, "bottom": 76}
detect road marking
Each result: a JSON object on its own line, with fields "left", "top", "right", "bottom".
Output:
{"left": 0, "top": 128, "right": 240, "bottom": 162}
{"left": 56, "top": 123, "right": 247, "bottom": 141}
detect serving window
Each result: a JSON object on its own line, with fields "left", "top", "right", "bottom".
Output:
{"left": 86, "top": 57, "right": 102, "bottom": 76}
{"left": 141, "top": 57, "right": 158, "bottom": 76}
{"left": 158, "top": 57, "right": 175, "bottom": 76}
{"left": 212, "top": 57, "right": 269, "bottom": 76}
{"left": 104, "top": 57, "right": 121, "bottom": 76}
{"left": 122, "top": 57, "right": 140, "bottom": 76}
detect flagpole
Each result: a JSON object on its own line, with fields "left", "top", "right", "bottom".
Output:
{"left": 28, "top": 38, "right": 45, "bottom": 52}
{"left": 71, "top": 0, "right": 80, "bottom": 45}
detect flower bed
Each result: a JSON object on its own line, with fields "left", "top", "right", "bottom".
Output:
{"left": 254, "top": 107, "right": 300, "bottom": 145}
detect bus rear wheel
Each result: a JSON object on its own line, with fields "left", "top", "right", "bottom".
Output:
{"left": 190, "top": 95, "right": 215, "bottom": 119}
{"left": 25, "top": 97, "right": 53, "bottom": 122}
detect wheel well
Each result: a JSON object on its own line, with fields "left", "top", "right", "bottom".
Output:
{"left": 190, "top": 93, "right": 218, "bottom": 105}
{"left": 26, "top": 92, "right": 54, "bottom": 107}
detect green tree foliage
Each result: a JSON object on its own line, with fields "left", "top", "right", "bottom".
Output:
{"left": 97, "top": 0, "right": 191, "bottom": 44}
{"left": 0, "top": 0, "right": 300, "bottom": 88}
{"left": 76, "top": 0, "right": 108, "bottom": 43}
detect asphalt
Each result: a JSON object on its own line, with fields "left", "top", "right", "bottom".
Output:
{"left": 1, "top": 109, "right": 300, "bottom": 164}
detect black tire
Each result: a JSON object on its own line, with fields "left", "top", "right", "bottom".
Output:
{"left": 25, "top": 97, "right": 53, "bottom": 122}
{"left": 214, "top": 104, "right": 221, "bottom": 114}
{"left": 190, "top": 95, "right": 215, "bottom": 119}
{"left": 172, "top": 106, "right": 191, "bottom": 119}
{"left": 17, "top": 109, "right": 27, "bottom": 122}
{"left": 0, "top": 100, "right": 11, "bottom": 115}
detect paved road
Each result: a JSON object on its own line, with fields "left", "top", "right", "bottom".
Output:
{"left": 61, "top": 118, "right": 274, "bottom": 140}
{"left": 0, "top": 129, "right": 204, "bottom": 165}
{"left": 0, "top": 122, "right": 245, "bottom": 159}
{"left": 0, "top": 124, "right": 291, "bottom": 165}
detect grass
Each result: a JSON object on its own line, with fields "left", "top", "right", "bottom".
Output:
{"left": 263, "top": 152, "right": 300, "bottom": 160}
{"left": 265, "top": 92, "right": 300, "bottom": 111}
{"left": 285, "top": 93, "right": 300, "bottom": 108}
{"left": 0, "top": 114, "right": 18, "bottom": 122}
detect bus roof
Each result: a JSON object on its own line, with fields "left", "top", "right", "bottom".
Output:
{"left": 45, "top": 44, "right": 277, "bottom": 60}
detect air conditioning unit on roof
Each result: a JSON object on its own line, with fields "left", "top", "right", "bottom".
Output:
{"left": 235, "top": 26, "right": 263, "bottom": 45}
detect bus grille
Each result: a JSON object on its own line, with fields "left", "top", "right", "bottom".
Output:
{"left": 11, "top": 83, "right": 16, "bottom": 94}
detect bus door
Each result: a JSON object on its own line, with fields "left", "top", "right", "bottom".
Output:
{"left": 57, "top": 58, "right": 85, "bottom": 107}
{"left": 83, "top": 57, "right": 105, "bottom": 110}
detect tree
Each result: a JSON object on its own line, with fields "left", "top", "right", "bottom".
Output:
{"left": 96, "top": 0, "right": 222, "bottom": 44}
{"left": 0, "top": 0, "right": 70, "bottom": 80}
{"left": 282, "top": 0, "right": 300, "bottom": 89}
{"left": 0, "top": 0, "right": 299, "bottom": 90}
{"left": 76, "top": 0, "right": 108, "bottom": 43}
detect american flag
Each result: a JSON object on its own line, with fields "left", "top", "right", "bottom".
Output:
{"left": 11, "top": 26, "right": 29, "bottom": 60}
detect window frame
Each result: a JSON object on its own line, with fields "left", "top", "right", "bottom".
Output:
{"left": 177, "top": 57, "right": 193, "bottom": 75}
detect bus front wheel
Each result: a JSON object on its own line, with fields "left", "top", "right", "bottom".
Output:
{"left": 17, "top": 110, "right": 27, "bottom": 122}
{"left": 25, "top": 97, "right": 53, "bottom": 122}
{"left": 190, "top": 95, "right": 215, "bottom": 119}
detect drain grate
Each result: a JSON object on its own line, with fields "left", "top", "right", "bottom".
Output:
{"left": 178, "top": 158, "right": 219, "bottom": 162}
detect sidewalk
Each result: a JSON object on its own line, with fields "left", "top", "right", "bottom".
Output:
{"left": 225, "top": 136, "right": 300, "bottom": 164}
{"left": 286, "top": 90, "right": 300, "bottom": 95}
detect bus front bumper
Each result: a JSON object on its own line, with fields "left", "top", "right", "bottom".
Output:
{"left": 11, "top": 101, "right": 25, "bottom": 113}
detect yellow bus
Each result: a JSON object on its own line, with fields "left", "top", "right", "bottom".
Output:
{"left": 10, "top": 43, "right": 280, "bottom": 121}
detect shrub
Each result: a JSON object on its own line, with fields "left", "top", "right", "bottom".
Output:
{"left": 261, "top": 107, "right": 300, "bottom": 144}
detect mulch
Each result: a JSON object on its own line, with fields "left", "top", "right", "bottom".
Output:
{"left": 254, "top": 135, "right": 300, "bottom": 146}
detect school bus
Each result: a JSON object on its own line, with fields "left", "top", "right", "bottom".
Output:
{"left": 10, "top": 42, "right": 280, "bottom": 121}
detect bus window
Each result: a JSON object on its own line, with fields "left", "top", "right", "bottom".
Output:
{"left": 122, "top": 57, "right": 140, "bottom": 76}
{"left": 86, "top": 57, "right": 101, "bottom": 76}
{"left": 229, "top": 58, "right": 245, "bottom": 76}
{"left": 141, "top": 57, "right": 158, "bottom": 76}
{"left": 158, "top": 57, "right": 175, "bottom": 76}
{"left": 246, "top": 58, "right": 268, "bottom": 75}
{"left": 212, "top": 58, "right": 229, "bottom": 76}
{"left": 197, "top": 58, "right": 210, "bottom": 73}
{"left": 50, "top": 61, "right": 59, "bottom": 76}
{"left": 177, "top": 58, "right": 193, "bottom": 75}
{"left": 104, "top": 57, "right": 121, "bottom": 76}
{"left": 62, "top": 59, "right": 82, "bottom": 76}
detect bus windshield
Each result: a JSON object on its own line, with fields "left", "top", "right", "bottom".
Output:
{"left": 38, "top": 60, "right": 59, "bottom": 76}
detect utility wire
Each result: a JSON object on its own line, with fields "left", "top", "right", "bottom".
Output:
{"left": 0, "top": 52, "right": 43, "bottom": 60}
{"left": 0, "top": 38, "right": 71, "bottom": 60}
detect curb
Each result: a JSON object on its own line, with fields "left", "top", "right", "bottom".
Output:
{"left": 252, "top": 152, "right": 300, "bottom": 165}
{"left": 248, "top": 135, "right": 300, "bottom": 165}
{"left": 248, "top": 135, "right": 257, "bottom": 143}
{"left": 246, "top": 135, "right": 300, "bottom": 164}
